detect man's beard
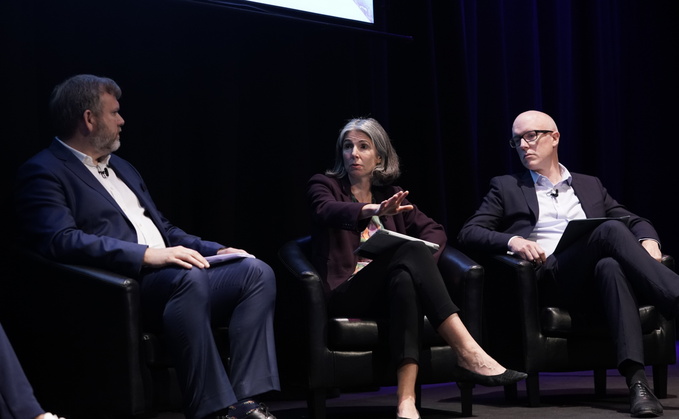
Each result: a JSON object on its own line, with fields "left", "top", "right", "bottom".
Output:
{"left": 91, "top": 129, "right": 121, "bottom": 156}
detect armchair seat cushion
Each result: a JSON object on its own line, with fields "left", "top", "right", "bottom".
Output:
{"left": 541, "top": 304, "right": 661, "bottom": 337}
{"left": 328, "top": 317, "right": 447, "bottom": 351}
{"left": 328, "top": 318, "right": 381, "bottom": 350}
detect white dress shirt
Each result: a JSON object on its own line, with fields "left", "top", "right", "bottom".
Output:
{"left": 526, "top": 164, "right": 587, "bottom": 257}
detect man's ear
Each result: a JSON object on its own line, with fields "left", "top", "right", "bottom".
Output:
{"left": 551, "top": 131, "right": 560, "bottom": 147}
{"left": 83, "top": 109, "right": 96, "bottom": 133}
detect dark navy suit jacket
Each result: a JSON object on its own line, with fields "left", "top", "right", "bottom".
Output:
{"left": 457, "top": 171, "right": 659, "bottom": 253}
{"left": 15, "top": 139, "right": 223, "bottom": 278}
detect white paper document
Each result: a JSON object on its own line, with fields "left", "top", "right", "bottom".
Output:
{"left": 354, "top": 229, "right": 439, "bottom": 258}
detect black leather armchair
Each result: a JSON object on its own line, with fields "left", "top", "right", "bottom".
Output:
{"left": 479, "top": 253, "right": 677, "bottom": 407}
{"left": 276, "top": 236, "right": 484, "bottom": 418}
{"left": 0, "top": 244, "right": 204, "bottom": 418}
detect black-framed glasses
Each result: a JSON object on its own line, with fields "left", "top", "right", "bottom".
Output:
{"left": 509, "top": 130, "right": 553, "bottom": 148}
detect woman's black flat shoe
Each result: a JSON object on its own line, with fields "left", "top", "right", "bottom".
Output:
{"left": 453, "top": 365, "right": 527, "bottom": 387}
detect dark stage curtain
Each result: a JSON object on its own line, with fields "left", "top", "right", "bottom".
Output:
{"left": 2, "top": 0, "right": 678, "bottom": 264}
{"left": 396, "top": 0, "right": 679, "bottom": 254}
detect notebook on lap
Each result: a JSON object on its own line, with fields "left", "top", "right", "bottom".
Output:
{"left": 354, "top": 228, "right": 440, "bottom": 259}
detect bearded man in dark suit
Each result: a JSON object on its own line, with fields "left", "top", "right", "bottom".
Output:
{"left": 14, "top": 74, "right": 279, "bottom": 419}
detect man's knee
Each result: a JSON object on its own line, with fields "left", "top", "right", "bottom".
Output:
{"left": 246, "top": 258, "right": 275, "bottom": 283}
{"left": 240, "top": 258, "right": 277, "bottom": 299}
{"left": 593, "top": 257, "right": 631, "bottom": 297}
{"left": 594, "top": 220, "right": 634, "bottom": 241}
{"left": 594, "top": 257, "right": 623, "bottom": 277}
{"left": 174, "top": 268, "right": 212, "bottom": 299}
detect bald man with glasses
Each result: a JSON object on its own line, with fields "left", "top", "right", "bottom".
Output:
{"left": 458, "top": 110, "right": 679, "bottom": 418}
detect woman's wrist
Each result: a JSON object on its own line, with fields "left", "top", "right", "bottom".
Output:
{"left": 361, "top": 203, "right": 380, "bottom": 219}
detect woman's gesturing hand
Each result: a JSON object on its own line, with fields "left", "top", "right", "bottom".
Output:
{"left": 376, "top": 190, "right": 414, "bottom": 216}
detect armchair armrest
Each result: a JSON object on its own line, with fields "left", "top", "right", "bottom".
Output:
{"left": 0, "top": 245, "right": 150, "bottom": 416}
{"left": 477, "top": 254, "right": 544, "bottom": 368}
{"left": 278, "top": 237, "right": 321, "bottom": 279}
{"left": 277, "top": 237, "right": 326, "bottom": 315}
{"left": 489, "top": 254, "right": 540, "bottom": 313}
{"left": 661, "top": 254, "right": 674, "bottom": 270}
{"left": 277, "top": 237, "right": 333, "bottom": 386}
{"left": 438, "top": 246, "right": 484, "bottom": 340}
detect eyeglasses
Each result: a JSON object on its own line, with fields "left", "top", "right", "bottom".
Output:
{"left": 509, "top": 130, "right": 553, "bottom": 148}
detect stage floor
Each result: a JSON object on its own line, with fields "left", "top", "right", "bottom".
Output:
{"left": 156, "top": 343, "right": 679, "bottom": 418}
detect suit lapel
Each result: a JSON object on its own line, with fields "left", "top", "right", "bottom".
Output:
{"left": 109, "top": 157, "right": 146, "bottom": 201}
{"left": 519, "top": 171, "right": 539, "bottom": 219}
{"left": 570, "top": 174, "right": 596, "bottom": 217}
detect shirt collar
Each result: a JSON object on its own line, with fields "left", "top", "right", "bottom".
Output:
{"left": 530, "top": 163, "right": 573, "bottom": 187}
{"left": 56, "top": 137, "right": 111, "bottom": 168}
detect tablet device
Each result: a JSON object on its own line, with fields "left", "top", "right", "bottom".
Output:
{"left": 553, "top": 216, "right": 630, "bottom": 254}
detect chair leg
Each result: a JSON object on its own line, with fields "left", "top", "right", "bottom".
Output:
{"left": 307, "top": 388, "right": 327, "bottom": 419}
{"left": 594, "top": 369, "right": 607, "bottom": 398}
{"left": 457, "top": 382, "right": 474, "bottom": 417}
{"left": 526, "top": 372, "right": 540, "bottom": 407}
{"left": 652, "top": 364, "right": 668, "bottom": 399}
